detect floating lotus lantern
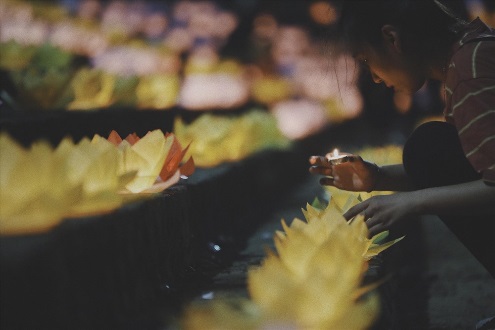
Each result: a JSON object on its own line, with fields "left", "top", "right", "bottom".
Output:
{"left": 173, "top": 110, "right": 290, "bottom": 167}
{"left": 247, "top": 199, "right": 403, "bottom": 329}
{"left": 0, "top": 133, "right": 132, "bottom": 235}
{"left": 179, "top": 57, "right": 250, "bottom": 110}
{"left": 0, "top": 129, "right": 194, "bottom": 235}
{"left": 250, "top": 75, "right": 293, "bottom": 106}
{"left": 180, "top": 195, "right": 403, "bottom": 329}
{"left": 104, "top": 129, "right": 194, "bottom": 193}
{"left": 271, "top": 98, "right": 328, "bottom": 140}
{"left": 68, "top": 68, "right": 116, "bottom": 110}
{"left": 181, "top": 296, "right": 263, "bottom": 330}
{"left": 135, "top": 74, "right": 180, "bottom": 110}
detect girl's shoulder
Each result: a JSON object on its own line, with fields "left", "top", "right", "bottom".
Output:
{"left": 449, "top": 19, "right": 495, "bottom": 82}
{"left": 454, "top": 17, "right": 495, "bottom": 48}
{"left": 451, "top": 17, "right": 495, "bottom": 56}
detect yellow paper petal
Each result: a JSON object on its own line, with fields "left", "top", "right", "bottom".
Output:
{"left": 68, "top": 68, "right": 116, "bottom": 110}
{"left": 181, "top": 296, "right": 263, "bottom": 330}
{"left": 364, "top": 236, "right": 405, "bottom": 260}
{"left": 0, "top": 132, "right": 139, "bottom": 235}
{"left": 135, "top": 75, "right": 179, "bottom": 109}
{"left": 129, "top": 169, "right": 181, "bottom": 194}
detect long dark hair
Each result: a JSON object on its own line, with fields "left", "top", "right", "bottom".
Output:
{"left": 337, "top": 0, "right": 467, "bottom": 61}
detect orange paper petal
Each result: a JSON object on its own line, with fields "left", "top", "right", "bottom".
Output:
{"left": 159, "top": 137, "right": 184, "bottom": 181}
{"left": 168, "top": 135, "right": 183, "bottom": 160}
{"left": 125, "top": 133, "right": 140, "bottom": 145}
{"left": 179, "top": 143, "right": 190, "bottom": 160}
{"left": 180, "top": 156, "right": 195, "bottom": 176}
{"left": 107, "top": 130, "right": 123, "bottom": 146}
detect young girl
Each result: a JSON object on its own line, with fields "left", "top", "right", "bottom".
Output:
{"left": 309, "top": 0, "right": 495, "bottom": 284}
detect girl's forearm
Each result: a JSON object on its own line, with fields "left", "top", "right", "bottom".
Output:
{"left": 373, "top": 164, "right": 416, "bottom": 192}
{"left": 413, "top": 180, "right": 495, "bottom": 216}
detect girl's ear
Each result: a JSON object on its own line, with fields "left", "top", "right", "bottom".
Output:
{"left": 381, "top": 25, "right": 401, "bottom": 53}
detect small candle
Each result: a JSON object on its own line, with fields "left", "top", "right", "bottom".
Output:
{"left": 325, "top": 148, "right": 350, "bottom": 165}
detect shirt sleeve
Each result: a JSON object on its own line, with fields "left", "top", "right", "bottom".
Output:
{"left": 450, "top": 77, "right": 495, "bottom": 184}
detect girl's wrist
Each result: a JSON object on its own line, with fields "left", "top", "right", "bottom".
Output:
{"left": 367, "top": 162, "right": 381, "bottom": 193}
{"left": 410, "top": 189, "right": 428, "bottom": 215}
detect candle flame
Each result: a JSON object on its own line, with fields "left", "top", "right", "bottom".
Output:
{"left": 332, "top": 148, "right": 339, "bottom": 157}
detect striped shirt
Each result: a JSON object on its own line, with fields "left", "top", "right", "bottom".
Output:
{"left": 444, "top": 18, "right": 495, "bottom": 184}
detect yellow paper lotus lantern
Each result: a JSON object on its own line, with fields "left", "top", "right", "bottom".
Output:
{"left": 0, "top": 129, "right": 194, "bottom": 235}
{"left": 173, "top": 110, "right": 290, "bottom": 167}
{"left": 248, "top": 213, "right": 380, "bottom": 329}
{"left": 181, "top": 296, "right": 263, "bottom": 330}
{"left": 135, "top": 74, "right": 180, "bottom": 109}
{"left": 68, "top": 68, "right": 116, "bottom": 110}
{"left": 247, "top": 197, "right": 403, "bottom": 329}
{"left": 119, "top": 130, "right": 172, "bottom": 193}
{"left": 250, "top": 76, "right": 292, "bottom": 105}
{"left": 103, "top": 130, "right": 194, "bottom": 194}
{"left": 0, "top": 135, "right": 68, "bottom": 234}
{"left": 300, "top": 199, "right": 405, "bottom": 261}
{"left": 0, "top": 133, "right": 135, "bottom": 235}
{"left": 180, "top": 195, "right": 403, "bottom": 329}
{"left": 55, "top": 137, "right": 123, "bottom": 216}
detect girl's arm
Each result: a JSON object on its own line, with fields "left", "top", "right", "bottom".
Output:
{"left": 372, "top": 164, "right": 415, "bottom": 192}
{"left": 344, "top": 179, "right": 495, "bottom": 236}
{"left": 412, "top": 179, "right": 495, "bottom": 216}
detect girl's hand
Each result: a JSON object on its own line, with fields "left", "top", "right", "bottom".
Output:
{"left": 343, "top": 192, "right": 419, "bottom": 236}
{"left": 309, "top": 155, "right": 380, "bottom": 192}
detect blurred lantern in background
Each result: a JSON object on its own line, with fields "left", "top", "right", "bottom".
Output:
{"left": 309, "top": 1, "right": 338, "bottom": 25}
{"left": 271, "top": 99, "right": 328, "bottom": 140}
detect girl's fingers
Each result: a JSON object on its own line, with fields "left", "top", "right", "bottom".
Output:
{"left": 319, "top": 177, "right": 335, "bottom": 186}
{"left": 309, "top": 156, "right": 331, "bottom": 168}
{"left": 368, "top": 223, "right": 384, "bottom": 237}
{"left": 310, "top": 154, "right": 363, "bottom": 166}
{"left": 309, "top": 166, "right": 332, "bottom": 176}
{"left": 365, "top": 216, "right": 381, "bottom": 228}
{"left": 347, "top": 155, "right": 363, "bottom": 162}
{"left": 343, "top": 201, "right": 368, "bottom": 220}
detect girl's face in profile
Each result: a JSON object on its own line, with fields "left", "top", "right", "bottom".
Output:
{"left": 356, "top": 26, "right": 428, "bottom": 95}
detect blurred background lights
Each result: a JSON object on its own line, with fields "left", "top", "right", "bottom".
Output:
{"left": 309, "top": 1, "right": 338, "bottom": 25}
